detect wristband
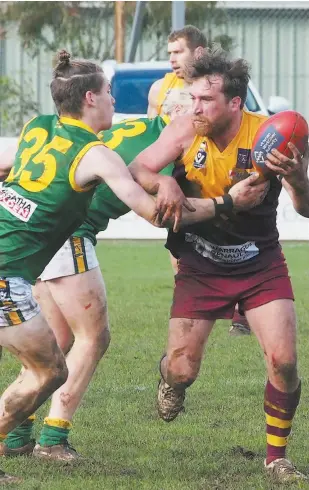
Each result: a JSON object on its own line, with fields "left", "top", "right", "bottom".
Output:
{"left": 212, "top": 194, "right": 234, "bottom": 218}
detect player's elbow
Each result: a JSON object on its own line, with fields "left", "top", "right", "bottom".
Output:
{"left": 128, "top": 161, "right": 140, "bottom": 182}
{"left": 295, "top": 204, "right": 309, "bottom": 218}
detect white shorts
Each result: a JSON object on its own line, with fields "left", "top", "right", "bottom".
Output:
{"left": 39, "top": 236, "right": 99, "bottom": 282}
{"left": 0, "top": 277, "right": 40, "bottom": 327}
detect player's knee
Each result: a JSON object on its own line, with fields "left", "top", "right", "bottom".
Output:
{"left": 81, "top": 327, "right": 110, "bottom": 359}
{"left": 58, "top": 332, "right": 74, "bottom": 355}
{"left": 95, "top": 327, "right": 110, "bottom": 358}
{"left": 270, "top": 353, "right": 297, "bottom": 384}
{"left": 167, "top": 368, "right": 196, "bottom": 390}
{"left": 42, "top": 354, "right": 68, "bottom": 392}
{"left": 167, "top": 353, "right": 199, "bottom": 390}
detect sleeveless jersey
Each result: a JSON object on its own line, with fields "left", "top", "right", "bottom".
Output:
{"left": 157, "top": 73, "right": 190, "bottom": 116}
{"left": 0, "top": 115, "right": 103, "bottom": 284}
{"left": 74, "top": 116, "right": 174, "bottom": 245}
{"left": 166, "top": 111, "right": 284, "bottom": 274}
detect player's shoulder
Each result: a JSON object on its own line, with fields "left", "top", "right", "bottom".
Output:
{"left": 99, "top": 117, "right": 153, "bottom": 144}
{"left": 18, "top": 114, "right": 58, "bottom": 145}
{"left": 78, "top": 140, "right": 114, "bottom": 171}
{"left": 244, "top": 110, "right": 268, "bottom": 126}
{"left": 241, "top": 111, "right": 269, "bottom": 139}
{"left": 150, "top": 73, "right": 177, "bottom": 93}
{"left": 23, "top": 114, "right": 57, "bottom": 131}
{"left": 160, "top": 114, "right": 195, "bottom": 146}
{"left": 149, "top": 78, "right": 164, "bottom": 97}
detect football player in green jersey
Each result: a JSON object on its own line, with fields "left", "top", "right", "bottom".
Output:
{"left": 3, "top": 115, "right": 175, "bottom": 461}
{"left": 0, "top": 107, "right": 269, "bottom": 463}
{"left": 0, "top": 48, "right": 224, "bottom": 481}
{"left": 0, "top": 49, "right": 266, "bottom": 479}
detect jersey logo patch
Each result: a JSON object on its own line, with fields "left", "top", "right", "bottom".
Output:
{"left": 0, "top": 187, "right": 37, "bottom": 222}
{"left": 236, "top": 148, "right": 252, "bottom": 169}
{"left": 185, "top": 233, "right": 259, "bottom": 264}
{"left": 193, "top": 142, "right": 207, "bottom": 169}
{"left": 253, "top": 126, "right": 285, "bottom": 164}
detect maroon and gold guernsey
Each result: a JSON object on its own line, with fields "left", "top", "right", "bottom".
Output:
{"left": 166, "top": 110, "right": 284, "bottom": 275}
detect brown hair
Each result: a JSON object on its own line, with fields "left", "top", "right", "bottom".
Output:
{"left": 186, "top": 46, "right": 250, "bottom": 109}
{"left": 168, "top": 25, "right": 207, "bottom": 51}
{"left": 50, "top": 49, "right": 104, "bottom": 116}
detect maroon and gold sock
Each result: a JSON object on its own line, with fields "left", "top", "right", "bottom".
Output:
{"left": 264, "top": 379, "right": 301, "bottom": 465}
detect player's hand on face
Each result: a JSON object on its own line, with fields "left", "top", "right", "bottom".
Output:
{"left": 156, "top": 176, "right": 196, "bottom": 232}
{"left": 229, "top": 172, "right": 270, "bottom": 211}
{"left": 265, "top": 142, "right": 309, "bottom": 189}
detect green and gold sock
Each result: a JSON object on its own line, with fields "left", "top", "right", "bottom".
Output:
{"left": 39, "top": 417, "right": 72, "bottom": 447}
{"left": 5, "top": 415, "right": 35, "bottom": 449}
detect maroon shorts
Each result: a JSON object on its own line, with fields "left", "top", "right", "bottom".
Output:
{"left": 171, "top": 255, "right": 294, "bottom": 320}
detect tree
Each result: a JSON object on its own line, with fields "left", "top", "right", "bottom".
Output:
{"left": 0, "top": 1, "right": 233, "bottom": 62}
{"left": 0, "top": 1, "right": 115, "bottom": 61}
{"left": 0, "top": 76, "right": 38, "bottom": 135}
{"left": 124, "top": 2, "right": 234, "bottom": 60}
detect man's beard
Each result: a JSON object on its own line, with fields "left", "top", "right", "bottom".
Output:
{"left": 192, "top": 116, "right": 231, "bottom": 138}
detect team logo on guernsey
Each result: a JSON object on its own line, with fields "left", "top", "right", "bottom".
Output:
{"left": 0, "top": 187, "right": 37, "bottom": 222}
{"left": 253, "top": 126, "right": 285, "bottom": 165}
{"left": 236, "top": 148, "right": 252, "bottom": 169}
{"left": 193, "top": 142, "right": 207, "bottom": 169}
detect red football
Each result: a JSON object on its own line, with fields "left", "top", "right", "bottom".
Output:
{"left": 251, "top": 110, "right": 308, "bottom": 177}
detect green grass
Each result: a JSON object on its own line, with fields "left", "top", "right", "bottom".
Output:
{"left": 2, "top": 241, "right": 309, "bottom": 489}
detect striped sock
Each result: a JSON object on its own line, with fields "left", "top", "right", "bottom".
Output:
{"left": 5, "top": 415, "right": 35, "bottom": 449}
{"left": 39, "top": 417, "right": 72, "bottom": 447}
{"left": 264, "top": 380, "right": 301, "bottom": 465}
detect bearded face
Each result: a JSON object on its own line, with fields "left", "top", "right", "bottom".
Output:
{"left": 190, "top": 75, "right": 239, "bottom": 138}
{"left": 191, "top": 112, "right": 232, "bottom": 138}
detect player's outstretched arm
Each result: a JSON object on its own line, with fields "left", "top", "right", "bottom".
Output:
{"left": 0, "top": 144, "right": 17, "bottom": 181}
{"left": 75, "top": 144, "right": 163, "bottom": 226}
{"left": 175, "top": 172, "right": 269, "bottom": 227}
{"left": 76, "top": 148, "right": 268, "bottom": 229}
{"left": 147, "top": 79, "right": 164, "bottom": 118}
{"left": 265, "top": 143, "right": 309, "bottom": 218}
{"left": 129, "top": 115, "right": 196, "bottom": 228}
{"left": 130, "top": 114, "right": 193, "bottom": 176}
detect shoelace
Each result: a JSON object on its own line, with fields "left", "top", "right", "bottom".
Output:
{"left": 164, "top": 385, "right": 176, "bottom": 399}
{"left": 163, "top": 385, "right": 184, "bottom": 406}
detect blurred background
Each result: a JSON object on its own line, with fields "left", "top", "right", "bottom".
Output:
{"left": 0, "top": 0, "right": 308, "bottom": 136}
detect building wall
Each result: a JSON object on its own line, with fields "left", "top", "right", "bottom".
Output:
{"left": 225, "top": 7, "right": 309, "bottom": 120}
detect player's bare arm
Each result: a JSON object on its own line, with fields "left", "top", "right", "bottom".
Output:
{"left": 178, "top": 172, "right": 269, "bottom": 226}
{"left": 74, "top": 144, "right": 163, "bottom": 226}
{"left": 0, "top": 145, "right": 17, "bottom": 181}
{"left": 131, "top": 114, "right": 194, "bottom": 175}
{"left": 74, "top": 144, "right": 267, "bottom": 231}
{"left": 265, "top": 142, "right": 309, "bottom": 217}
{"left": 147, "top": 78, "right": 164, "bottom": 118}
{"left": 129, "top": 114, "right": 196, "bottom": 226}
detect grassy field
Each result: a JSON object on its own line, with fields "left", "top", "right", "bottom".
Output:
{"left": 1, "top": 241, "right": 309, "bottom": 490}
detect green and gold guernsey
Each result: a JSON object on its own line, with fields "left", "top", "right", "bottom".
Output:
{"left": 74, "top": 116, "right": 174, "bottom": 245}
{"left": 0, "top": 115, "right": 104, "bottom": 284}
